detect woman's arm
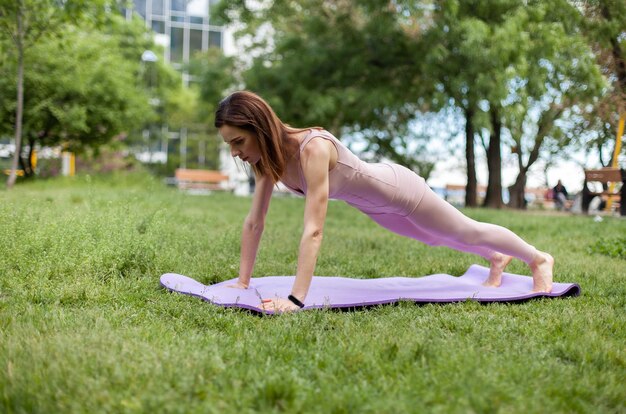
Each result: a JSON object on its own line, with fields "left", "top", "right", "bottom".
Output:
{"left": 290, "top": 139, "right": 331, "bottom": 301}
{"left": 235, "top": 172, "right": 274, "bottom": 288}
{"left": 261, "top": 138, "right": 332, "bottom": 311}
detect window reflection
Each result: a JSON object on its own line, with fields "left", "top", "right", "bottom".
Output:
{"left": 151, "top": 20, "right": 165, "bottom": 34}
{"left": 171, "top": 0, "right": 185, "bottom": 12}
{"left": 209, "top": 30, "right": 221, "bottom": 48}
{"left": 134, "top": 0, "right": 146, "bottom": 18}
{"left": 190, "top": 29, "right": 203, "bottom": 56}
{"left": 151, "top": 0, "right": 164, "bottom": 15}
{"left": 170, "top": 27, "right": 184, "bottom": 63}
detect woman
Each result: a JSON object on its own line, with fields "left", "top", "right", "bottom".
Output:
{"left": 215, "top": 91, "right": 554, "bottom": 312}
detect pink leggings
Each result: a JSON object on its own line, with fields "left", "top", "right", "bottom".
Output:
{"left": 367, "top": 186, "right": 538, "bottom": 263}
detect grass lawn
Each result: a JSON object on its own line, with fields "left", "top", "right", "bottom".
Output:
{"left": 1, "top": 172, "right": 625, "bottom": 413}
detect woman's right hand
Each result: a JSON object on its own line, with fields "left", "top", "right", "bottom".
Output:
{"left": 226, "top": 280, "right": 249, "bottom": 289}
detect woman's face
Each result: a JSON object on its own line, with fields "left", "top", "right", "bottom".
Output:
{"left": 219, "top": 124, "right": 261, "bottom": 164}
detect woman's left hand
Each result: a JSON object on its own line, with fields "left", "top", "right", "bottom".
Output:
{"left": 260, "top": 297, "right": 301, "bottom": 313}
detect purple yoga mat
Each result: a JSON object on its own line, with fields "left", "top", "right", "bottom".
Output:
{"left": 160, "top": 265, "right": 580, "bottom": 314}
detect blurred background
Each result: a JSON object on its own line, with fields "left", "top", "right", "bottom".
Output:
{"left": 1, "top": 0, "right": 624, "bottom": 210}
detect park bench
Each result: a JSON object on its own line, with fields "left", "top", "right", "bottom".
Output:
{"left": 174, "top": 168, "right": 230, "bottom": 193}
{"left": 582, "top": 167, "right": 625, "bottom": 216}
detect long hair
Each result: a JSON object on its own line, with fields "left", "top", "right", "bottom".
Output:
{"left": 214, "top": 91, "right": 308, "bottom": 183}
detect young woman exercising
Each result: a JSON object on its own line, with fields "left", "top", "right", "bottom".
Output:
{"left": 215, "top": 91, "right": 554, "bottom": 312}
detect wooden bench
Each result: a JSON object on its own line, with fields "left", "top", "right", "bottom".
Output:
{"left": 174, "top": 168, "right": 230, "bottom": 192}
{"left": 582, "top": 168, "right": 625, "bottom": 216}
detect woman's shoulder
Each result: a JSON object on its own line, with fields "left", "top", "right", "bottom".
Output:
{"left": 304, "top": 128, "right": 338, "bottom": 141}
{"left": 299, "top": 128, "right": 337, "bottom": 150}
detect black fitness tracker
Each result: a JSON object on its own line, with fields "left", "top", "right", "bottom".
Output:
{"left": 287, "top": 294, "right": 305, "bottom": 308}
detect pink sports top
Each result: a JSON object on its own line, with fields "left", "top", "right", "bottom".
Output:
{"left": 281, "top": 129, "right": 427, "bottom": 217}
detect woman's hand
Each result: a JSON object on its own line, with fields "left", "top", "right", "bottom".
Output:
{"left": 226, "top": 281, "right": 249, "bottom": 289}
{"left": 260, "top": 297, "right": 301, "bottom": 313}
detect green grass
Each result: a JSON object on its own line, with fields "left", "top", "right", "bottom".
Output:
{"left": 1, "top": 172, "right": 625, "bottom": 413}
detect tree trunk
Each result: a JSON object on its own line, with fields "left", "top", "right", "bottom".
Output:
{"left": 7, "top": 1, "right": 24, "bottom": 189}
{"left": 464, "top": 108, "right": 478, "bottom": 207}
{"left": 508, "top": 106, "right": 559, "bottom": 209}
{"left": 508, "top": 170, "right": 527, "bottom": 209}
{"left": 484, "top": 107, "right": 504, "bottom": 208}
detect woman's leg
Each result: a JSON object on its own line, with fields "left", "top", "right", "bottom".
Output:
{"left": 368, "top": 212, "right": 495, "bottom": 259}
{"left": 369, "top": 212, "right": 513, "bottom": 285}
{"left": 406, "top": 186, "right": 553, "bottom": 292}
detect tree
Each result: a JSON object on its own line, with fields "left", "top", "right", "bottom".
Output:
{"left": 217, "top": 0, "right": 438, "bottom": 178}
{"left": 576, "top": 0, "right": 626, "bottom": 167}
{"left": 189, "top": 47, "right": 237, "bottom": 123}
{"left": 421, "top": 1, "right": 501, "bottom": 206}
{"left": 219, "top": 0, "right": 608, "bottom": 208}
{"left": 0, "top": 0, "right": 108, "bottom": 188}
{"left": 505, "top": 4, "right": 605, "bottom": 208}
{"left": 425, "top": 0, "right": 605, "bottom": 208}
{"left": 0, "top": 18, "right": 156, "bottom": 175}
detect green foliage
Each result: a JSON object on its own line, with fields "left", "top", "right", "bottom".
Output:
{"left": 0, "top": 22, "right": 152, "bottom": 151}
{"left": 138, "top": 48, "right": 236, "bottom": 177}
{"left": 573, "top": 0, "right": 626, "bottom": 167}
{"left": 218, "top": 0, "right": 610, "bottom": 189}
{"left": 0, "top": 3, "right": 184, "bottom": 182}
{"left": 0, "top": 0, "right": 110, "bottom": 46}
{"left": 0, "top": 174, "right": 625, "bottom": 412}
{"left": 188, "top": 47, "right": 237, "bottom": 123}
{"left": 425, "top": 0, "right": 606, "bottom": 202}
{"left": 0, "top": 0, "right": 113, "bottom": 184}
{"left": 218, "top": 0, "right": 437, "bottom": 177}
{"left": 589, "top": 237, "right": 626, "bottom": 260}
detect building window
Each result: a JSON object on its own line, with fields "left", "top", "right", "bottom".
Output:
{"left": 170, "top": 27, "right": 184, "bottom": 63}
{"left": 171, "top": 0, "right": 186, "bottom": 12}
{"left": 151, "top": 20, "right": 165, "bottom": 34}
{"left": 128, "top": 0, "right": 223, "bottom": 68}
{"left": 189, "top": 29, "right": 203, "bottom": 58}
{"left": 134, "top": 0, "right": 147, "bottom": 18}
{"left": 208, "top": 30, "right": 221, "bottom": 48}
{"left": 151, "top": 0, "right": 164, "bottom": 16}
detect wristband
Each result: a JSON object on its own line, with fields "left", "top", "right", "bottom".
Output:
{"left": 287, "top": 294, "right": 305, "bottom": 308}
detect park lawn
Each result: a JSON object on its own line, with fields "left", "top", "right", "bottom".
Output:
{"left": 1, "top": 172, "right": 624, "bottom": 414}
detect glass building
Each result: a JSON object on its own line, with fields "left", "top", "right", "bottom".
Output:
{"left": 123, "top": 0, "right": 224, "bottom": 82}
{"left": 122, "top": 0, "right": 241, "bottom": 184}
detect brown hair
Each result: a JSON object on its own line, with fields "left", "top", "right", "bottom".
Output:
{"left": 214, "top": 91, "right": 308, "bottom": 183}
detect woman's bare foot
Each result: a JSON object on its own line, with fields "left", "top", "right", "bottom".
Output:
{"left": 529, "top": 252, "right": 554, "bottom": 293}
{"left": 483, "top": 252, "right": 513, "bottom": 287}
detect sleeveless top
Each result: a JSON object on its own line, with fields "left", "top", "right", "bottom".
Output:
{"left": 281, "top": 129, "right": 427, "bottom": 217}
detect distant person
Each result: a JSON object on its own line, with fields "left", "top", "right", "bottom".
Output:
{"left": 553, "top": 180, "right": 568, "bottom": 211}
{"left": 215, "top": 91, "right": 554, "bottom": 312}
